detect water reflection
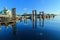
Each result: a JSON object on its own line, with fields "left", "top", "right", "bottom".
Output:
{"left": 40, "top": 11, "right": 44, "bottom": 27}
{"left": 24, "top": 18, "right": 27, "bottom": 25}
{"left": 0, "top": 15, "right": 56, "bottom": 40}
{"left": 0, "top": 22, "right": 17, "bottom": 36}
{"left": 12, "top": 23, "right": 17, "bottom": 36}
{"left": 0, "top": 14, "right": 55, "bottom": 30}
{"left": 39, "top": 18, "right": 44, "bottom": 28}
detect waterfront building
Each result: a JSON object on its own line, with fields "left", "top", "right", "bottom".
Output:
{"left": 0, "top": 7, "right": 12, "bottom": 22}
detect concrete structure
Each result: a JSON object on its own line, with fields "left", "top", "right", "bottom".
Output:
{"left": 12, "top": 8, "right": 16, "bottom": 20}
{"left": 0, "top": 7, "right": 16, "bottom": 23}
{"left": 32, "top": 10, "right": 37, "bottom": 29}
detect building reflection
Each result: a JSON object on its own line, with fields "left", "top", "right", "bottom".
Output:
{"left": 0, "top": 22, "right": 17, "bottom": 36}
{"left": 0, "top": 26, "right": 2, "bottom": 31}
{"left": 5, "top": 23, "right": 9, "bottom": 29}
{"left": 12, "top": 22, "right": 17, "bottom": 36}
{"left": 20, "top": 17, "right": 22, "bottom": 22}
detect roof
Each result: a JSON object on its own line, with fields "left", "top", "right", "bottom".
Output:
{"left": 0, "top": 7, "right": 8, "bottom": 15}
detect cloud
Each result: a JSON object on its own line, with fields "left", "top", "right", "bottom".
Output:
{"left": 23, "top": 8, "right": 28, "bottom": 11}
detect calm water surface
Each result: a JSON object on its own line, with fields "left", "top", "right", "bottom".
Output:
{"left": 0, "top": 16, "right": 60, "bottom": 40}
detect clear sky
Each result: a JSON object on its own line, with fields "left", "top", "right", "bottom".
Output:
{"left": 0, "top": 0, "right": 60, "bottom": 15}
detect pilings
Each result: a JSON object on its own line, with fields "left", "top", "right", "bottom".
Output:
{"left": 41, "top": 11, "right": 44, "bottom": 27}
{"left": 32, "top": 10, "right": 37, "bottom": 29}
{"left": 39, "top": 11, "right": 44, "bottom": 27}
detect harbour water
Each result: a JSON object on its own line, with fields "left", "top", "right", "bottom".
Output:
{"left": 0, "top": 16, "right": 60, "bottom": 40}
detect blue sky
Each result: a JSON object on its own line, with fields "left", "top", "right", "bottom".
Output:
{"left": 0, "top": 0, "right": 60, "bottom": 15}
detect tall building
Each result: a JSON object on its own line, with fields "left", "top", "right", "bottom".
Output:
{"left": 12, "top": 8, "right": 16, "bottom": 20}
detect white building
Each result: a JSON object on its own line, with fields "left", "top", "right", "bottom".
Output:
{"left": 0, "top": 7, "right": 12, "bottom": 22}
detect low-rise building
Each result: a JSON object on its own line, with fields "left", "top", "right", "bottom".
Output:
{"left": 0, "top": 7, "right": 12, "bottom": 22}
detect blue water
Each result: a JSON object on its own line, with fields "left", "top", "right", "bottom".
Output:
{"left": 0, "top": 16, "right": 60, "bottom": 40}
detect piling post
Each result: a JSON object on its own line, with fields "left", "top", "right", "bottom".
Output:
{"left": 32, "top": 10, "right": 37, "bottom": 29}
